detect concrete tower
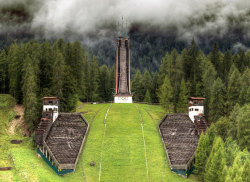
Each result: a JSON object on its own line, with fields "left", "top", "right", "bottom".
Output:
{"left": 42, "top": 97, "right": 59, "bottom": 122}
{"left": 114, "top": 36, "right": 133, "bottom": 103}
{"left": 188, "top": 97, "right": 205, "bottom": 122}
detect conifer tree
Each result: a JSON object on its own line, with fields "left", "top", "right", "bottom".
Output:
{"left": 201, "top": 59, "right": 217, "bottom": 118}
{"left": 206, "top": 123, "right": 217, "bottom": 151}
{"left": 142, "top": 70, "right": 153, "bottom": 97}
{"left": 194, "top": 132, "right": 210, "bottom": 181}
{"left": 238, "top": 50, "right": 247, "bottom": 72}
{"left": 228, "top": 104, "right": 240, "bottom": 140}
{"left": 39, "top": 41, "right": 53, "bottom": 91}
{"left": 143, "top": 90, "right": 151, "bottom": 103}
{"left": 176, "top": 78, "right": 187, "bottom": 113}
{"left": 53, "top": 38, "right": 65, "bottom": 54}
{"left": 237, "top": 104, "right": 250, "bottom": 150}
{"left": 8, "top": 42, "right": 23, "bottom": 103}
{"left": 61, "top": 66, "right": 77, "bottom": 112}
{"left": 132, "top": 70, "right": 143, "bottom": 102}
{"left": 109, "top": 65, "right": 116, "bottom": 99}
{"left": 210, "top": 43, "right": 223, "bottom": 78}
{"left": 224, "top": 138, "right": 240, "bottom": 166}
{"left": 151, "top": 72, "right": 160, "bottom": 103}
{"left": 222, "top": 166, "right": 229, "bottom": 182}
{"left": 83, "top": 56, "right": 90, "bottom": 102}
{"left": 230, "top": 152, "right": 245, "bottom": 180}
{"left": 239, "top": 68, "right": 250, "bottom": 105}
{"left": 158, "top": 75, "right": 173, "bottom": 110}
{"left": 70, "top": 41, "right": 86, "bottom": 100}
{"left": 89, "top": 56, "right": 100, "bottom": 101}
{"left": 52, "top": 51, "right": 64, "bottom": 100}
{"left": 242, "top": 158, "right": 250, "bottom": 182}
{"left": 222, "top": 51, "right": 233, "bottom": 83}
{"left": 0, "top": 50, "right": 7, "bottom": 93}
{"left": 99, "top": 65, "right": 110, "bottom": 102}
{"left": 215, "top": 117, "right": 229, "bottom": 141}
{"left": 209, "top": 78, "right": 226, "bottom": 122}
{"left": 22, "top": 55, "right": 39, "bottom": 129}
{"left": 227, "top": 65, "right": 241, "bottom": 113}
{"left": 205, "top": 136, "right": 226, "bottom": 182}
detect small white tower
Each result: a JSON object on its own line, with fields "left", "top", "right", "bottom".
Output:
{"left": 42, "top": 97, "right": 59, "bottom": 122}
{"left": 188, "top": 97, "right": 205, "bottom": 122}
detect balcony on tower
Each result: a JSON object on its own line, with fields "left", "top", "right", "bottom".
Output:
{"left": 188, "top": 97, "right": 205, "bottom": 122}
{"left": 42, "top": 97, "right": 59, "bottom": 122}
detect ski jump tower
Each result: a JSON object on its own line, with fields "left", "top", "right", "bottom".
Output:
{"left": 114, "top": 27, "right": 133, "bottom": 103}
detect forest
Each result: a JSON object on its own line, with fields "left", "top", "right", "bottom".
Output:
{"left": 0, "top": 38, "right": 249, "bottom": 181}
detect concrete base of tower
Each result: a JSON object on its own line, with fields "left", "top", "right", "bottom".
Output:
{"left": 114, "top": 95, "right": 133, "bottom": 103}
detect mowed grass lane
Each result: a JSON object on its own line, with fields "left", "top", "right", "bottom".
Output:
{"left": 100, "top": 104, "right": 147, "bottom": 182}
{"left": 79, "top": 104, "right": 111, "bottom": 182}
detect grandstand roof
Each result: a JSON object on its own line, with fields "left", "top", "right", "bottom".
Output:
{"left": 159, "top": 114, "right": 199, "bottom": 170}
{"left": 44, "top": 113, "right": 88, "bottom": 169}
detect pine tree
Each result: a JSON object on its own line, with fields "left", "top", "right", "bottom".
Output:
{"left": 8, "top": 42, "right": 23, "bottom": 103}
{"left": 158, "top": 75, "right": 173, "bottom": 110}
{"left": 99, "top": 65, "right": 110, "bottom": 102}
{"left": 210, "top": 43, "right": 223, "bottom": 78}
{"left": 222, "top": 166, "right": 229, "bottom": 182}
{"left": 209, "top": 78, "right": 226, "bottom": 122}
{"left": 205, "top": 136, "right": 226, "bottom": 182}
{"left": 39, "top": 41, "right": 53, "bottom": 91}
{"left": 176, "top": 78, "right": 187, "bottom": 113}
{"left": 0, "top": 50, "right": 7, "bottom": 93}
{"left": 230, "top": 152, "right": 245, "bottom": 181}
{"left": 227, "top": 65, "right": 241, "bottom": 113}
{"left": 89, "top": 56, "right": 100, "bottom": 101}
{"left": 132, "top": 70, "right": 143, "bottom": 102}
{"left": 22, "top": 55, "right": 39, "bottom": 129}
{"left": 151, "top": 72, "right": 160, "bottom": 103}
{"left": 215, "top": 117, "right": 229, "bottom": 141}
{"left": 61, "top": 66, "right": 77, "bottom": 112}
{"left": 143, "top": 90, "right": 151, "bottom": 103}
{"left": 242, "top": 158, "right": 250, "bottom": 182}
{"left": 224, "top": 138, "right": 240, "bottom": 167}
{"left": 237, "top": 104, "right": 250, "bottom": 150}
{"left": 206, "top": 123, "right": 217, "bottom": 151}
{"left": 52, "top": 50, "right": 64, "bottom": 100}
{"left": 239, "top": 68, "right": 250, "bottom": 105}
{"left": 228, "top": 104, "right": 240, "bottom": 140}
{"left": 83, "top": 56, "right": 90, "bottom": 102}
{"left": 238, "top": 50, "right": 247, "bottom": 72}
{"left": 70, "top": 41, "right": 86, "bottom": 100}
{"left": 194, "top": 132, "right": 210, "bottom": 181}
{"left": 222, "top": 51, "right": 233, "bottom": 83}
{"left": 142, "top": 70, "right": 153, "bottom": 97}
{"left": 201, "top": 59, "right": 217, "bottom": 118}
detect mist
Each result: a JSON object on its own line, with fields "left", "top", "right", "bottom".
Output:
{"left": 0, "top": 0, "right": 250, "bottom": 48}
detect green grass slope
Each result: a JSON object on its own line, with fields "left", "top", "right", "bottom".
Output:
{"left": 0, "top": 96, "right": 198, "bottom": 181}
{"left": 78, "top": 103, "right": 197, "bottom": 182}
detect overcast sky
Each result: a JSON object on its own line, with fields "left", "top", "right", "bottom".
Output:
{"left": 0, "top": 0, "right": 250, "bottom": 43}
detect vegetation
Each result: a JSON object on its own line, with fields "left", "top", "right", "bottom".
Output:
{"left": 0, "top": 96, "right": 199, "bottom": 182}
{"left": 194, "top": 104, "right": 250, "bottom": 182}
{"left": 0, "top": 37, "right": 249, "bottom": 181}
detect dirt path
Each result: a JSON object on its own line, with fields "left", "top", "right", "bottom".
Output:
{"left": 8, "top": 104, "right": 29, "bottom": 136}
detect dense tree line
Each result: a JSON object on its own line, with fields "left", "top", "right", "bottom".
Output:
{"left": 194, "top": 104, "right": 250, "bottom": 182}
{"left": 0, "top": 39, "right": 115, "bottom": 130}
{"left": 132, "top": 40, "right": 250, "bottom": 120}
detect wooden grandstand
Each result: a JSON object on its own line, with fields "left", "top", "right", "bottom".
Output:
{"left": 159, "top": 114, "right": 199, "bottom": 177}
{"left": 36, "top": 112, "right": 88, "bottom": 175}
